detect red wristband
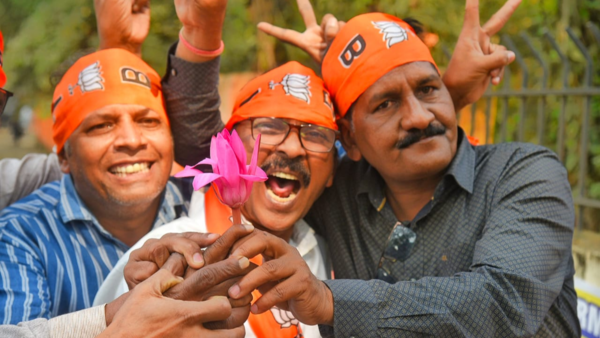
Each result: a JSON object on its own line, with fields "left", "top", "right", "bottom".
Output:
{"left": 179, "top": 29, "right": 224, "bottom": 57}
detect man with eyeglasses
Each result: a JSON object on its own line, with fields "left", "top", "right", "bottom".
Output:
{"left": 0, "top": 0, "right": 253, "bottom": 336}
{"left": 204, "top": 2, "right": 579, "bottom": 338}
{"left": 93, "top": 61, "right": 338, "bottom": 337}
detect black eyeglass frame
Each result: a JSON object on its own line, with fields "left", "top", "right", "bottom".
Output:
{"left": 249, "top": 117, "right": 339, "bottom": 153}
{"left": 376, "top": 221, "right": 417, "bottom": 283}
{"left": 0, "top": 88, "right": 14, "bottom": 118}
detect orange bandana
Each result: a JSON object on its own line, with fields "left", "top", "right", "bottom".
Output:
{"left": 322, "top": 13, "right": 438, "bottom": 118}
{"left": 51, "top": 49, "right": 166, "bottom": 153}
{"left": 225, "top": 61, "right": 337, "bottom": 131}
{"left": 0, "top": 31, "right": 6, "bottom": 87}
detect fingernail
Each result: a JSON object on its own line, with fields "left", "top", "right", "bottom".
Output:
{"left": 208, "top": 295, "right": 228, "bottom": 301}
{"left": 244, "top": 224, "right": 254, "bottom": 231}
{"left": 207, "top": 233, "right": 220, "bottom": 240}
{"left": 193, "top": 253, "right": 204, "bottom": 265}
{"left": 238, "top": 256, "right": 250, "bottom": 269}
{"left": 176, "top": 276, "right": 184, "bottom": 282}
{"left": 507, "top": 51, "right": 515, "bottom": 60}
{"left": 229, "top": 284, "right": 240, "bottom": 297}
{"left": 251, "top": 304, "right": 259, "bottom": 314}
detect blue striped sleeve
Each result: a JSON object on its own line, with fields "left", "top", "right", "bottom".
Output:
{"left": 0, "top": 216, "right": 51, "bottom": 324}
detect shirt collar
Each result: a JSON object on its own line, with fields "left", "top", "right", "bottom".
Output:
{"left": 58, "top": 175, "right": 186, "bottom": 234}
{"left": 290, "top": 219, "right": 319, "bottom": 258}
{"left": 57, "top": 175, "right": 96, "bottom": 224}
{"left": 356, "top": 127, "right": 475, "bottom": 210}
{"left": 443, "top": 128, "right": 475, "bottom": 194}
{"left": 357, "top": 164, "right": 388, "bottom": 211}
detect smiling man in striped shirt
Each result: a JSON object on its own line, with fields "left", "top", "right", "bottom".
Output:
{"left": 0, "top": 0, "right": 249, "bottom": 333}
{"left": 0, "top": 47, "right": 191, "bottom": 322}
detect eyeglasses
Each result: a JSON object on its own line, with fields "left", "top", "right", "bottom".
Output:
{"left": 376, "top": 221, "right": 417, "bottom": 283}
{"left": 0, "top": 88, "right": 13, "bottom": 118}
{"left": 250, "top": 117, "right": 338, "bottom": 153}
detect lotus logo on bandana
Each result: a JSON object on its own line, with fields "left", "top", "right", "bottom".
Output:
{"left": 323, "top": 90, "right": 335, "bottom": 120}
{"left": 372, "top": 21, "right": 409, "bottom": 48}
{"left": 69, "top": 61, "right": 104, "bottom": 95}
{"left": 271, "top": 307, "right": 302, "bottom": 336}
{"left": 269, "top": 74, "right": 312, "bottom": 104}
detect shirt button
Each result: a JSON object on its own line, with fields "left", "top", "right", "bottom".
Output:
{"left": 171, "top": 68, "right": 177, "bottom": 76}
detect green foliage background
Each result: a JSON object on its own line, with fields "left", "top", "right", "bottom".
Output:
{"left": 3, "top": 0, "right": 597, "bottom": 111}
{"left": 1, "top": 0, "right": 600, "bottom": 229}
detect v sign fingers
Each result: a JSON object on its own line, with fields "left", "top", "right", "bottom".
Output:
{"left": 482, "top": 0, "right": 523, "bottom": 36}
{"left": 257, "top": 0, "right": 329, "bottom": 63}
{"left": 443, "top": 0, "right": 521, "bottom": 110}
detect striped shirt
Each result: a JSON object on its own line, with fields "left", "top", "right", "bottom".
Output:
{"left": 0, "top": 174, "right": 191, "bottom": 324}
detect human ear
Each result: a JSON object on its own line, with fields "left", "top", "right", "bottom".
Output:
{"left": 58, "top": 150, "right": 71, "bottom": 174}
{"left": 337, "top": 118, "right": 362, "bottom": 162}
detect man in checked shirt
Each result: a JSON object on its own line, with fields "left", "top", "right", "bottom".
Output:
{"left": 201, "top": 1, "right": 579, "bottom": 336}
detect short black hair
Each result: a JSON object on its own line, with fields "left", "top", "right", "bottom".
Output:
{"left": 402, "top": 17, "right": 425, "bottom": 36}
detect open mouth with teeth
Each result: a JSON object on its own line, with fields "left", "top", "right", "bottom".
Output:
{"left": 109, "top": 162, "right": 152, "bottom": 177}
{"left": 265, "top": 172, "right": 301, "bottom": 203}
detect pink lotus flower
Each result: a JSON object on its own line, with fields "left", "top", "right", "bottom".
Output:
{"left": 175, "top": 129, "right": 267, "bottom": 209}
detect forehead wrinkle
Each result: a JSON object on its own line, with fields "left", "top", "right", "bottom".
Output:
{"left": 86, "top": 106, "right": 153, "bottom": 121}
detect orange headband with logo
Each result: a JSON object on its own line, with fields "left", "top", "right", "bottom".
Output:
{"left": 322, "top": 13, "right": 438, "bottom": 118}
{"left": 225, "top": 61, "right": 337, "bottom": 131}
{"left": 52, "top": 49, "right": 166, "bottom": 153}
{"left": 0, "top": 31, "right": 6, "bottom": 87}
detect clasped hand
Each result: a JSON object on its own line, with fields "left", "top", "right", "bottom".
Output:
{"left": 121, "top": 224, "right": 334, "bottom": 330}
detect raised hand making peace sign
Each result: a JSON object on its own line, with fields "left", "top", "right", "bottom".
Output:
{"left": 257, "top": 0, "right": 343, "bottom": 64}
{"left": 444, "top": 0, "right": 521, "bottom": 109}
{"left": 258, "top": 0, "right": 521, "bottom": 110}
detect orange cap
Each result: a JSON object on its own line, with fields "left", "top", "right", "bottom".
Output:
{"left": 0, "top": 31, "right": 6, "bottom": 87}
{"left": 225, "top": 61, "right": 337, "bottom": 131}
{"left": 322, "top": 13, "right": 438, "bottom": 118}
{"left": 52, "top": 49, "right": 166, "bottom": 153}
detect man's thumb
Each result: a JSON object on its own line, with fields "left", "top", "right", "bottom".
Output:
{"left": 482, "top": 50, "right": 515, "bottom": 71}
{"left": 146, "top": 268, "right": 184, "bottom": 295}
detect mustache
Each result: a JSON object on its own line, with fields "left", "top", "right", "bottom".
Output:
{"left": 260, "top": 156, "right": 311, "bottom": 187}
{"left": 396, "top": 123, "right": 447, "bottom": 149}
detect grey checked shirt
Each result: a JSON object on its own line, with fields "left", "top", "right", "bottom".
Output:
{"left": 306, "top": 129, "right": 580, "bottom": 337}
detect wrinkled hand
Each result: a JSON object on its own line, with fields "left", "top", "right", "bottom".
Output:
{"left": 94, "top": 0, "right": 150, "bottom": 56}
{"left": 124, "top": 224, "right": 254, "bottom": 289}
{"left": 257, "top": 0, "right": 343, "bottom": 64}
{"left": 120, "top": 224, "right": 256, "bottom": 330}
{"left": 443, "top": 0, "right": 521, "bottom": 111}
{"left": 227, "top": 230, "right": 334, "bottom": 326}
{"left": 163, "top": 224, "right": 258, "bottom": 330}
{"left": 124, "top": 232, "right": 219, "bottom": 290}
{"left": 99, "top": 269, "right": 245, "bottom": 338}
{"left": 175, "top": 0, "right": 228, "bottom": 61}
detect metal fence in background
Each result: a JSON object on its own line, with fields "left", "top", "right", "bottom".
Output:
{"left": 443, "top": 22, "right": 600, "bottom": 232}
